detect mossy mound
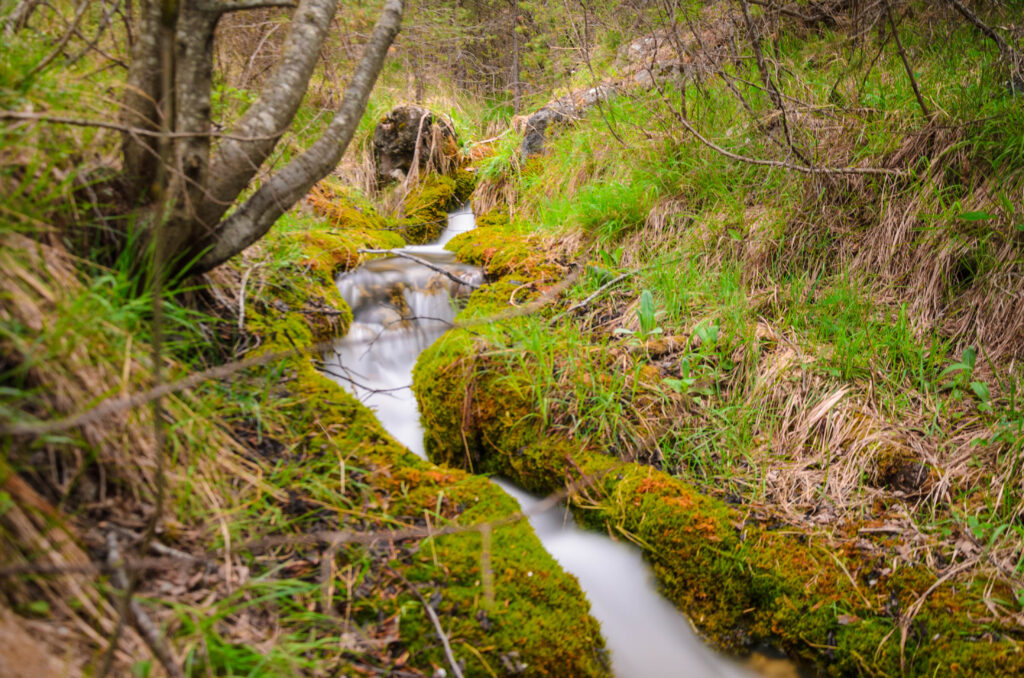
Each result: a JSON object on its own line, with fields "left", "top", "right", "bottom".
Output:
{"left": 445, "top": 207, "right": 558, "bottom": 280}
{"left": 398, "top": 169, "right": 476, "bottom": 244}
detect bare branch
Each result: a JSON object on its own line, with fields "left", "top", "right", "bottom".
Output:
{"left": 3, "top": 0, "right": 43, "bottom": 33}
{"left": 0, "top": 109, "right": 289, "bottom": 141}
{"left": 655, "top": 82, "right": 904, "bottom": 176}
{"left": 203, "top": 0, "right": 297, "bottom": 11}
{"left": 738, "top": 0, "right": 813, "bottom": 168}
{"left": 557, "top": 270, "right": 634, "bottom": 318}
{"left": 942, "top": 0, "right": 1019, "bottom": 68}
{"left": 883, "top": 0, "right": 931, "bottom": 119}
{"left": 357, "top": 249, "right": 481, "bottom": 289}
{"left": 105, "top": 534, "right": 184, "bottom": 678}
{"left": 201, "top": 0, "right": 339, "bottom": 227}
{"left": 19, "top": 0, "right": 89, "bottom": 82}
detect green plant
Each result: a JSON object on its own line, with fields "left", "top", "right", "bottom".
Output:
{"left": 613, "top": 289, "right": 663, "bottom": 340}
{"left": 940, "top": 346, "right": 992, "bottom": 412}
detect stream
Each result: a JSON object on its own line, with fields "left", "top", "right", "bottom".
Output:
{"left": 323, "top": 205, "right": 781, "bottom": 677}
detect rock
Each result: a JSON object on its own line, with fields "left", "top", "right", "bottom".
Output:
{"left": 372, "top": 105, "right": 458, "bottom": 185}
{"left": 518, "top": 85, "right": 615, "bottom": 160}
{"left": 615, "top": 8, "right": 739, "bottom": 86}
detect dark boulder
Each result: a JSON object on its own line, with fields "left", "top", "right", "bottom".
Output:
{"left": 372, "top": 105, "right": 458, "bottom": 185}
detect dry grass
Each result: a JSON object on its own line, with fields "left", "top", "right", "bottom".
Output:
{"left": 0, "top": 233, "right": 276, "bottom": 673}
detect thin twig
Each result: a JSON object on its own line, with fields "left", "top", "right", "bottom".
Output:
{"left": 883, "top": 0, "right": 930, "bottom": 119}
{"left": 559, "top": 271, "right": 634, "bottom": 317}
{"left": 674, "top": 106, "right": 903, "bottom": 176}
{"left": 738, "top": 0, "right": 812, "bottom": 167}
{"left": 897, "top": 559, "right": 977, "bottom": 671}
{"left": 388, "top": 567, "right": 464, "bottom": 678}
{"left": 20, "top": 0, "right": 89, "bottom": 82}
{"left": 105, "top": 533, "right": 184, "bottom": 678}
{"left": 357, "top": 249, "right": 480, "bottom": 289}
{"left": 0, "top": 110, "right": 290, "bottom": 142}
{"left": 238, "top": 264, "right": 258, "bottom": 332}
{"left": 942, "top": 0, "right": 1019, "bottom": 68}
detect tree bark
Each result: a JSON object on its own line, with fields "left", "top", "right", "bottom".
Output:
{"left": 195, "top": 0, "right": 404, "bottom": 272}
{"left": 511, "top": 0, "right": 520, "bottom": 113}
{"left": 172, "top": 4, "right": 220, "bottom": 222}
{"left": 198, "top": 0, "right": 339, "bottom": 228}
{"left": 121, "top": 0, "right": 165, "bottom": 204}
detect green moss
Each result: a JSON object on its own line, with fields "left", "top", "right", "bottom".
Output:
{"left": 400, "top": 173, "right": 460, "bottom": 244}
{"left": 235, "top": 215, "right": 610, "bottom": 677}
{"left": 454, "top": 167, "right": 477, "bottom": 204}
{"left": 446, "top": 214, "right": 549, "bottom": 279}
{"left": 475, "top": 205, "right": 511, "bottom": 230}
{"left": 414, "top": 319, "right": 1024, "bottom": 677}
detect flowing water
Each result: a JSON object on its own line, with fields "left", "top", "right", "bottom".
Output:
{"left": 323, "top": 205, "right": 788, "bottom": 677}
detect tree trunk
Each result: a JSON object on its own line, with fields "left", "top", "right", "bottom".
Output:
{"left": 195, "top": 0, "right": 404, "bottom": 273}
{"left": 511, "top": 0, "right": 520, "bottom": 113}
{"left": 117, "top": 0, "right": 403, "bottom": 276}
{"left": 198, "top": 0, "right": 340, "bottom": 229}
{"left": 121, "top": 0, "right": 165, "bottom": 204}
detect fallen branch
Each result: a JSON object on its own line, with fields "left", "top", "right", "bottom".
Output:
{"left": 105, "top": 533, "right": 184, "bottom": 678}
{"left": 558, "top": 270, "right": 634, "bottom": 318}
{"left": 942, "top": 0, "right": 1020, "bottom": 69}
{"left": 357, "top": 249, "right": 481, "bottom": 289}
{"left": 388, "top": 567, "right": 465, "bottom": 678}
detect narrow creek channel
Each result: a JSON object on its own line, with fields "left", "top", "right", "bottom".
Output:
{"left": 322, "top": 205, "right": 776, "bottom": 677}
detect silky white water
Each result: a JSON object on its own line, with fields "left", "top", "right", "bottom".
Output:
{"left": 323, "top": 204, "right": 769, "bottom": 677}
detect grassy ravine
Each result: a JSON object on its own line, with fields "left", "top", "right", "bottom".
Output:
{"left": 228, "top": 190, "right": 609, "bottom": 677}
{"left": 413, "top": 2, "right": 1024, "bottom": 675}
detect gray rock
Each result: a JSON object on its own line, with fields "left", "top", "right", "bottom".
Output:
{"left": 519, "top": 86, "right": 615, "bottom": 160}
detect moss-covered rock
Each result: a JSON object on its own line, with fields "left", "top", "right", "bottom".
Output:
{"left": 399, "top": 173, "right": 460, "bottom": 244}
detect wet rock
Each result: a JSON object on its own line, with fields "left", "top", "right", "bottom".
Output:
{"left": 372, "top": 105, "right": 458, "bottom": 185}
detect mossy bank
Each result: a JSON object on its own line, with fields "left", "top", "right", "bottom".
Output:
{"left": 413, "top": 214, "right": 1024, "bottom": 677}
{"left": 241, "top": 184, "right": 610, "bottom": 676}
